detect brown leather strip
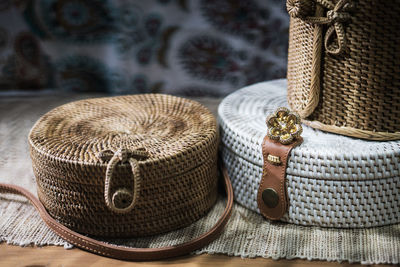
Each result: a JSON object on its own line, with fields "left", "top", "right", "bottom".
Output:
{"left": 0, "top": 162, "right": 233, "bottom": 261}
{"left": 257, "top": 136, "right": 303, "bottom": 220}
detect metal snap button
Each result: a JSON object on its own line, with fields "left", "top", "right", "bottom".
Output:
{"left": 262, "top": 188, "right": 279, "bottom": 208}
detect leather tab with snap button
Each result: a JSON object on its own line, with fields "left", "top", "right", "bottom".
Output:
{"left": 257, "top": 107, "right": 303, "bottom": 221}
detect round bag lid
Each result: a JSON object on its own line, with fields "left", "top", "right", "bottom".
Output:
{"left": 218, "top": 79, "right": 400, "bottom": 181}
{"left": 29, "top": 94, "right": 217, "bottom": 167}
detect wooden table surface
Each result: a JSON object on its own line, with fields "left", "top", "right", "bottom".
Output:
{"left": 0, "top": 243, "right": 394, "bottom": 267}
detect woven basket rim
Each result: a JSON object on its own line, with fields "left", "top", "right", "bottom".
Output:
{"left": 302, "top": 120, "right": 400, "bottom": 141}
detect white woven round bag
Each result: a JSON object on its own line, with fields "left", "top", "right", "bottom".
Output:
{"left": 219, "top": 79, "right": 400, "bottom": 228}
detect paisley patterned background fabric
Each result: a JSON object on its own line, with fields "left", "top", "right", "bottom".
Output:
{"left": 0, "top": 0, "right": 289, "bottom": 96}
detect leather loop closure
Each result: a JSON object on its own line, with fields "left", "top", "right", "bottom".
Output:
{"left": 257, "top": 136, "right": 303, "bottom": 220}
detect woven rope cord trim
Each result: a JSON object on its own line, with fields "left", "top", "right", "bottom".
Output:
{"left": 302, "top": 120, "right": 400, "bottom": 141}
{"left": 287, "top": 2, "right": 324, "bottom": 118}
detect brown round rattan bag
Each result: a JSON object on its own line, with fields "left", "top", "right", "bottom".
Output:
{"left": 28, "top": 94, "right": 220, "bottom": 238}
{"left": 0, "top": 94, "right": 233, "bottom": 260}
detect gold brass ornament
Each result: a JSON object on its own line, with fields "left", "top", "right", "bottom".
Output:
{"left": 267, "top": 154, "right": 281, "bottom": 165}
{"left": 266, "top": 107, "right": 302, "bottom": 145}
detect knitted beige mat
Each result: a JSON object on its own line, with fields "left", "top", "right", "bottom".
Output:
{"left": 0, "top": 95, "right": 399, "bottom": 265}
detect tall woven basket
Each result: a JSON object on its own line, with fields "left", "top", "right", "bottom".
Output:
{"left": 286, "top": 0, "right": 400, "bottom": 140}
{"left": 28, "top": 94, "right": 219, "bottom": 238}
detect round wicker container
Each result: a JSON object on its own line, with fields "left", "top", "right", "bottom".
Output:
{"left": 286, "top": 0, "right": 400, "bottom": 140}
{"left": 219, "top": 79, "right": 400, "bottom": 228}
{"left": 29, "top": 94, "right": 219, "bottom": 237}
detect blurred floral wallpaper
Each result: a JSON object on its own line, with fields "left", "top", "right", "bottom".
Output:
{"left": 0, "top": 0, "right": 289, "bottom": 96}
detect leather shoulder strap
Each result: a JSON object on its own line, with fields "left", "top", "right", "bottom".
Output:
{"left": 0, "top": 163, "right": 233, "bottom": 261}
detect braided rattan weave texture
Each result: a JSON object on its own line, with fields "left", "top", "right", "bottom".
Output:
{"left": 219, "top": 80, "right": 400, "bottom": 228}
{"left": 287, "top": 0, "right": 400, "bottom": 140}
{"left": 29, "top": 94, "right": 219, "bottom": 237}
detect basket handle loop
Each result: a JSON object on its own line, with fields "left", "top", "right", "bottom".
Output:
{"left": 102, "top": 148, "right": 149, "bottom": 214}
